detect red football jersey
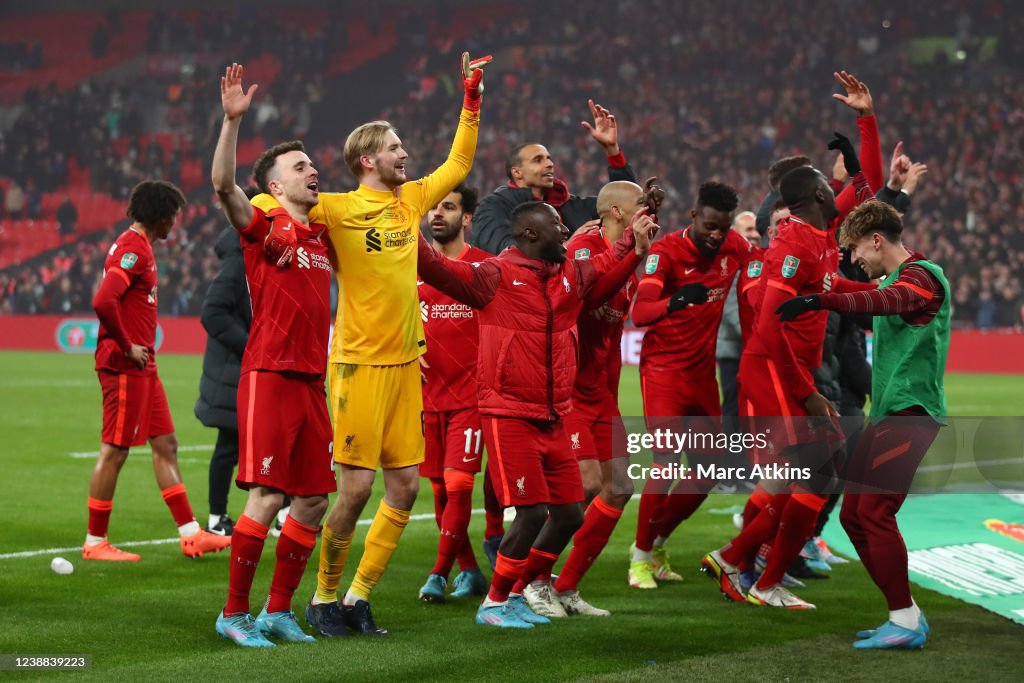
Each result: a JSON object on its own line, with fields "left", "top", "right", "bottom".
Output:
{"left": 95, "top": 227, "right": 158, "bottom": 376}
{"left": 240, "top": 206, "right": 332, "bottom": 379}
{"left": 419, "top": 244, "right": 491, "bottom": 412}
{"left": 567, "top": 229, "right": 637, "bottom": 414}
{"left": 745, "top": 214, "right": 840, "bottom": 375}
{"left": 636, "top": 227, "right": 751, "bottom": 381}
{"left": 737, "top": 244, "right": 766, "bottom": 343}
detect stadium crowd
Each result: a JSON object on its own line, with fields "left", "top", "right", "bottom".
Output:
{"left": 1, "top": 0, "right": 1022, "bottom": 328}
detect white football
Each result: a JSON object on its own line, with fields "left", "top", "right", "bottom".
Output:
{"left": 51, "top": 557, "right": 74, "bottom": 575}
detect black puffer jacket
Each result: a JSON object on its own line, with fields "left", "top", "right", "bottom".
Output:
{"left": 194, "top": 228, "right": 251, "bottom": 431}
{"left": 812, "top": 311, "right": 842, "bottom": 405}
{"left": 471, "top": 162, "right": 638, "bottom": 255}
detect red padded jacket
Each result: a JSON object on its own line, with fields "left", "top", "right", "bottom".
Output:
{"left": 417, "top": 235, "right": 641, "bottom": 420}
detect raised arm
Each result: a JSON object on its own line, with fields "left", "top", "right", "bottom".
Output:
{"left": 417, "top": 235, "right": 499, "bottom": 309}
{"left": 212, "top": 63, "right": 257, "bottom": 231}
{"left": 407, "top": 53, "right": 490, "bottom": 214}
{"left": 581, "top": 99, "right": 638, "bottom": 184}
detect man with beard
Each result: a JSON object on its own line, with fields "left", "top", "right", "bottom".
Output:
{"left": 251, "top": 52, "right": 492, "bottom": 637}
{"left": 627, "top": 182, "right": 751, "bottom": 589}
{"left": 415, "top": 184, "right": 498, "bottom": 604}
{"left": 472, "top": 100, "right": 638, "bottom": 254}
{"left": 417, "top": 201, "right": 653, "bottom": 628}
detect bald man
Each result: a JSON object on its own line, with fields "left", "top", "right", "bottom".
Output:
{"left": 535, "top": 181, "right": 648, "bottom": 616}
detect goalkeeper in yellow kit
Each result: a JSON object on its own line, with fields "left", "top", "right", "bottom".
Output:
{"left": 252, "top": 52, "right": 491, "bottom": 636}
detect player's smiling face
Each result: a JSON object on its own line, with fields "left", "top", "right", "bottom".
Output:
{"left": 270, "top": 150, "right": 319, "bottom": 209}
{"left": 690, "top": 206, "right": 733, "bottom": 258}
{"left": 513, "top": 144, "right": 555, "bottom": 190}
{"left": 850, "top": 234, "right": 885, "bottom": 279}
{"left": 428, "top": 191, "right": 467, "bottom": 244}
{"left": 372, "top": 130, "right": 409, "bottom": 189}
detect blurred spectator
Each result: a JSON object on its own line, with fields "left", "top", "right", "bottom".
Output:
{"left": 0, "top": 0, "right": 1021, "bottom": 329}
{"left": 5, "top": 181, "right": 25, "bottom": 219}
{"left": 56, "top": 197, "right": 78, "bottom": 237}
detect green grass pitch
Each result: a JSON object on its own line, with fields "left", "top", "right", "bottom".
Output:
{"left": 1, "top": 351, "right": 1022, "bottom": 681}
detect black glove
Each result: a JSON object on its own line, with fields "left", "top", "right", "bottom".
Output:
{"left": 827, "top": 131, "right": 861, "bottom": 177}
{"left": 776, "top": 294, "right": 822, "bottom": 321}
{"left": 667, "top": 283, "right": 709, "bottom": 312}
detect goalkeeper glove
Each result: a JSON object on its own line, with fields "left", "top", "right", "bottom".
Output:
{"left": 827, "top": 131, "right": 861, "bottom": 177}
{"left": 776, "top": 294, "right": 822, "bottom": 321}
{"left": 264, "top": 211, "right": 296, "bottom": 268}
{"left": 667, "top": 283, "right": 709, "bottom": 312}
{"left": 462, "top": 51, "right": 492, "bottom": 112}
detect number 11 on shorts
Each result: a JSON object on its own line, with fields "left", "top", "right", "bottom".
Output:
{"left": 463, "top": 428, "right": 482, "bottom": 456}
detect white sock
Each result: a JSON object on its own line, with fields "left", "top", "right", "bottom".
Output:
{"left": 889, "top": 600, "right": 922, "bottom": 630}
{"left": 85, "top": 534, "right": 105, "bottom": 546}
{"left": 342, "top": 590, "right": 362, "bottom": 607}
{"left": 481, "top": 596, "right": 507, "bottom": 608}
{"left": 632, "top": 546, "right": 653, "bottom": 562}
{"left": 653, "top": 536, "right": 667, "bottom": 549}
{"left": 178, "top": 521, "right": 201, "bottom": 537}
{"left": 208, "top": 514, "right": 221, "bottom": 529}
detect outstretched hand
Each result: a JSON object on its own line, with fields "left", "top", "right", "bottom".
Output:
{"left": 461, "top": 52, "right": 492, "bottom": 111}
{"left": 581, "top": 99, "right": 620, "bottom": 156}
{"left": 833, "top": 70, "right": 873, "bottom": 117}
{"left": 221, "top": 63, "right": 258, "bottom": 120}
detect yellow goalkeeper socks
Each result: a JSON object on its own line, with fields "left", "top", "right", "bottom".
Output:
{"left": 347, "top": 499, "right": 410, "bottom": 602}
{"left": 313, "top": 525, "right": 352, "bottom": 605}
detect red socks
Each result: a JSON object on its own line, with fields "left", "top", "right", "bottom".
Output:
{"left": 87, "top": 497, "right": 113, "bottom": 538}
{"left": 266, "top": 516, "right": 319, "bottom": 613}
{"left": 756, "top": 493, "right": 826, "bottom": 589}
{"left": 720, "top": 492, "right": 788, "bottom": 568}
{"left": 225, "top": 515, "right": 269, "bottom": 616}
{"left": 431, "top": 470, "right": 475, "bottom": 578}
{"left": 160, "top": 482, "right": 195, "bottom": 527}
{"left": 553, "top": 497, "right": 623, "bottom": 593}
{"left": 511, "top": 548, "right": 560, "bottom": 594}
{"left": 635, "top": 463, "right": 674, "bottom": 552}
{"left": 488, "top": 553, "right": 526, "bottom": 603}
{"left": 743, "top": 485, "right": 772, "bottom": 528}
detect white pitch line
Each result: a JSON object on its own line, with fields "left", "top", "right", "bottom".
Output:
{"left": 917, "top": 457, "right": 1024, "bottom": 473}
{"left": 67, "top": 444, "right": 216, "bottom": 459}
{"left": 0, "top": 508, "right": 487, "bottom": 560}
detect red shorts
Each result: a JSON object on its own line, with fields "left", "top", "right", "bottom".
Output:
{"left": 421, "top": 407, "right": 484, "bottom": 479}
{"left": 738, "top": 353, "right": 842, "bottom": 459}
{"left": 99, "top": 371, "right": 174, "bottom": 448}
{"left": 641, "top": 371, "right": 721, "bottom": 457}
{"left": 237, "top": 370, "right": 336, "bottom": 496}
{"left": 482, "top": 416, "right": 584, "bottom": 507}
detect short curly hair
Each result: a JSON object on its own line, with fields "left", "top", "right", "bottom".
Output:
{"left": 839, "top": 200, "right": 903, "bottom": 249}
{"left": 126, "top": 180, "right": 186, "bottom": 225}
{"left": 695, "top": 181, "right": 739, "bottom": 214}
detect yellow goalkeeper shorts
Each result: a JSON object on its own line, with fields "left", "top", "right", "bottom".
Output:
{"left": 328, "top": 360, "right": 425, "bottom": 470}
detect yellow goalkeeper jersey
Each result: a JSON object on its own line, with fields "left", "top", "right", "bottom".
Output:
{"left": 252, "top": 107, "right": 479, "bottom": 366}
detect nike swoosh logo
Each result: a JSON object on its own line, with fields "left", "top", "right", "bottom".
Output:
{"left": 417, "top": 281, "right": 424, "bottom": 286}
{"left": 462, "top": 456, "right": 479, "bottom": 463}
{"left": 364, "top": 209, "right": 385, "bottom": 220}
{"left": 512, "top": 280, "right": 526, "bottom": 286}
{"left": 685, "top": 268, "right": 696, "bottom": 275}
